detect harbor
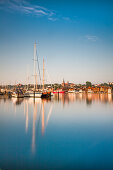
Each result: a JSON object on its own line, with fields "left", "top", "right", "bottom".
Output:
{"left": 0, "top": 0, "right": 113, "bottom": 169}
{"left": 0, "top": 81, "right": 113, "bottom": 99}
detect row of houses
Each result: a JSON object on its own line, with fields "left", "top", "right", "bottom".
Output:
{"left": 0, "top": 81, "right": 113, "bottom": 94}
{"left": 76, "top": 86, "right": 113, "bottom": 94}
{"left": 61, "top": 80, "right": 113, "bottom": 93}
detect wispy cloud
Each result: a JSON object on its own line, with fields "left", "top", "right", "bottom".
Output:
{"left": 85, "top": 35, "right": 98, "bottom": 42}
{"left": 0, "top": 0, "right": 77, "bottom": 23}
{"left": 48, "top": 17, "right": 58, "bottom": 21}
{"left": 62, "top": 17, "right": 70, "bottom": 21}
{"left": 62, "top": 16, "right": 79, "bottom": 23}
{"left": 0, "top": 0, "right": 56, "bottom": 20}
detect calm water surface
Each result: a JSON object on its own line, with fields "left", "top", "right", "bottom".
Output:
{"left": 0, "top": 93, "right": 113, "bottom": 170}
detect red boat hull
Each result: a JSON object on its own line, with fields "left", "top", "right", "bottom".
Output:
{"left": 53, "top": 91, "right": 65, "bottom": 94}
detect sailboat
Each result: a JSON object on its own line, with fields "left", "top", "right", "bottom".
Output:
{"left": 24, "top": 42, "right": 51, "bottom": 98}
{"left": 24, "top": 42, "right": 42, "bottom": 98}
{"left": 12, "top": 88, "right": 24, "bottom": 98}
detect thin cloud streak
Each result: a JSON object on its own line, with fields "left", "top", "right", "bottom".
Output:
{"left": 0, "top": 0, "right": 76, "bottom": 22}
{"left": 48, "top": 17, "right": 58, "bottom": 21}
{"left": 62, "top": 17, "right": 70, "bottom": 21}
{"left": 85, "top": 35, "right": 98, "bottom": 42}
{"left": 0, "top": 0, "right": 55, "bottom": 19}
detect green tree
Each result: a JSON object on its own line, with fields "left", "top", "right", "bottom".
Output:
{"left": 86, "top": 81, "right": 92, "bottom": 87}
{"left": 101, "top": 83, "right": 108, "bottom": 86}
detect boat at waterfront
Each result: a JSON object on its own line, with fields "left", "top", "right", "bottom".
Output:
{"left": 24, "top": 90, "right": 42, "bottom": 98}
{"left": 79, "top": 89, "right": 83, "bottom": 93}
{"left": 24, "top": 42, "right": 42, "bottom": 98}
{"left": 24, "top": 43, "right": 51, "bottom": 98}
{"left": 41, "top": 91, "right": 51, "bottom": 98}
{"left": 68, "top": 89, "right": 75, "bottom": 93}
{"left": 12, "top": 89, "right": 24, "bottom": 98}
{"left": 53, "top": 89, "right": 65, "bottom": 94}
{"left": 0, "top": 91, "right": 3, "bottom": 95}
{"left": 75, "top": 90, "right": 79, "bottom": 94}
{"left": 87, "top": 89, "right": 93, "bottom": 93}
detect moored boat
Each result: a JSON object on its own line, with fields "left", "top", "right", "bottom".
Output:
{"left": 12, "top": 90, "right": 24, "bottom": 98}
{"left": 41, "top": 91, "right": 51, "bottom": 98}
{"left": 68, "top": 90, "right": 75, "bottom": 93}
{"left": 0, "top": 91, "right": 3, "bottom": 95}
{"left": 24, "top": 42, "right": 42, "bottom": 98}
{"left": 53, "top": 90, "right": 65, "bottom": 94}
{"left": 24, "top": 90, "right": 42, "bottom": 98}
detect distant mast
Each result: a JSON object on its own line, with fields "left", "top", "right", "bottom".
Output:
{"left": 34, "top": 42, "right": 36, "bottom": 90}
{"left": 43, "top": 57, "right": 44, "bottom": 91}
{"left": 34, "top": 42, "right": 37, "bottom": 91}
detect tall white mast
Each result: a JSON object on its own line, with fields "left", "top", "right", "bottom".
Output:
{"left": 34, "top": 42, "right": 36, "bottom": 90}
{"left": 43, "top": 56, "right": 44, "bottom": 91}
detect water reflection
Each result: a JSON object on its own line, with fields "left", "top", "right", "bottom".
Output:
{"left": 32, "top": 99, "right": 37, "bottom": 153}
{"left": 24, "top": 101, "right": 29, "bottom": 132}
{"left": 42, "top": 100, "right": 45, "bottom": 136}
{"left": 10, "top": 94, "right": 113, "bottom": 154}
{"left": 0, "top": 93, "right": 113, "bottom": 169}
{"left": 22, "top": 97, "right": 53, "bottom": 154}
{"left": 12, "top": 97, "right": 24, "bottom": 105}
{"left": 53, "top": 93, "right": 113, "bottom": 106}
{"left": 86, "top": 94, "right": 92, "bottom": 106}
{"left": 1, "top": 94, "right": 113, "bottom": 154}
{"left": 46, "top": 103, "right": 53, "bottom": 128}
{"left": 1, "top": 93, "right": 113, "bottom": 107}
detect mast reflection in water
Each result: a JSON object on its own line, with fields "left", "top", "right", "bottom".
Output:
{"left": 0, "top": 93, "right": 113, "bottom": 169}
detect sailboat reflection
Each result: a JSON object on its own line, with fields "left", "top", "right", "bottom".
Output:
{"left": 26, "top": 102, "right": 29, "bottom": 133}
{"left": 24, "top": 99, "right": 29, "bottom": 133}
{"left": 32, "top": 99, "right": 37, "bottom": 153}
{"left": 46, "top": 103, "right": 53, "bottom": 128}
{"left": 42, "top": 99, "right": 45, "bottom": 135}
{"left": 30, "top": 98, "right": 53, "bottom": 153}
{"left": 12, "top": 98, "right": 24, "bottom": 105}
{"left": 12, "top": 98, "right": 24, "bottom": 113}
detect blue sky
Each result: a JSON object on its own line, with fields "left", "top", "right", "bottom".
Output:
{"left": 0, "top": 0, "right": 113, "bottom": 85}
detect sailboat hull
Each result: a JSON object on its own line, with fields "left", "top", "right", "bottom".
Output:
{"left": 35, "top": 92, "right": 42, "bottom": 98}
{"left": 12, "top": 93, "right": 24, "bottom": 98}
{"left": 41, "top": 92, "right": 51, "bottom": 98}
{"left": 24, "top": 91, "right": 42, "bottom": 98}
